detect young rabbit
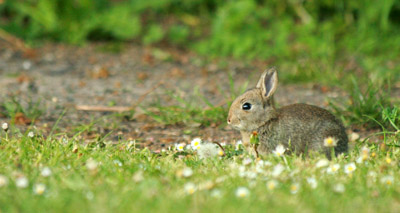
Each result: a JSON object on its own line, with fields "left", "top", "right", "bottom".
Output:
{"left": 227, "top": 67, "right": 348, "bottom": 157}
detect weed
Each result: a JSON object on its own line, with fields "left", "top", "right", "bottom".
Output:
{"left": 329, "top": 76, "right": 392, "bottom": 129}
{"left": 0, "top": 96, "right": 43, "bottom": 123}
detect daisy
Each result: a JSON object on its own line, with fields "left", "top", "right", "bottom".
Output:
{"left": 191, "top": 138, "right": 202, "bottom": 150}
{"left": 41, "top": 167, "right": 52, "bottom": 177}
{"left": 267, "top": 180, "right": 278, "bottom": 190}
{"left": 175, "top": 143, "right": 185, "bottom": 152}
{"left": 27, "top": 131, "right": 34, "bottom": 138}
{"left": 344, "top": 162, "right": 356, "bottom": 174}
{"left": 182, "top": 167, "right": 193, "bottom": 178}
{"left": 272, "top": 164, "right": 285, "bottom": 177}
{"left": 273, "top": 144, "right": 286, "bottom": 157}
{"left": 235, "top": 140, "right": 243, "bottom": 150}
{"left": 360, "top": 146, "right": 370, "bottom": 160}
{"left": 306, "top": 177, "right": 318, "bottom": 189}
{"left": 324, "top": 137, "right": 338, "bottom": 147}
{"left": 34, "top": 183, "right": 46, "bottom": 195}
{"left": 290, "top": 183, "right": 300, "bottom": 194}
{"left": 242, "top": 158, "right": 252, "bottom": 166}
{"left": 381, "top": 175, "right": 394, "bottom": 186}
{"left": 15, "top": 176, "right": 28, "bottom": 188}
{"left": 0, "top": 175, "right": 8, "bottom": 187}
{"left": 210, "top": 189, "right": 222, "bottom": 198}
{"left": 315, "top": 159, "right": 329, "bottom": 168}
{"left": 235, "top": 187, "right": 250, "bottom": 198}
{"left": 184, "top": 182, "right": 196, "bottom": 195}
{"left": 113, "top": 160, "right": 123, "bottom": 167}
{"left": 326, "top": 164, "right": 340, "bottom": 174}
{"left": 86, "top": 158, "right": 98, "bottom": 171}
{"left": 333, "top": 183, "right": 345, "bottom": 193}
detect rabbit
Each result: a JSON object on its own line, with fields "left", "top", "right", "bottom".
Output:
{"left": 227, "top": 67, "right": 348, "bottom": 157}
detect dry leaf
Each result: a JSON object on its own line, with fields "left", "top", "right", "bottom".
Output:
{"left": 14, "top": 112, "right": 32, "bottom": 125}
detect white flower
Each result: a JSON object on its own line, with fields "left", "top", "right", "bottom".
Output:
{"left": 242, "top": 158, "right": 252, "bottom": 166}
{"left": 0, "top": 175, "right": 8, "bottom": 187}
{"left": 273, "top": 144, "right": 286, "bottom": 157}
{"left": 235, "top": 140, "right": 243, "bottom": 150}
{"left": 41, "top": 167, "right": 52, "bottom": 177}
{"left": 290, "top": 183, "right": 300, "bottom": 194}
{"left": 113, "top": 160, "right": 123, "bottom": 167}
{"left": 267, "top": 180, "right": 278, "bottom": 190}
{"left": 210, "top": 189, "right": 222, "bottom": 198}
{"left": 235, "top": 187, "right": 250, "bottom": 198}
{"left": 197, "top": 143, "right": 219, "bottom": 159}
{"left": 27, "top": 131, "right": 34, "bottom": 138}
{"left": 306, "top": 177, "right": 318, "bottom": 189}
{"left": 191, "top": 138, "right": 202, "bottom": 150}
{"left": 368, "top": 171, "right": 377, "bottom": 181}
{"left": 86, "top": 158, "right": 98, "bottom": 171}
{"left": 381, "top": 175, "right": 394, "bottom": 186}
{"left": 184, "top": 182, "right": 196, "bottom": 195}
{"left": 344, "top": 162, "right": 356, "bottom": 174}
{"left": 15, "top": 176, "right": 28, "bottom": 188}
{"left": 272, "top": 164, "right": 285, "bottom": 177}
{"left": 315, "top": 159, "right": 330, "bottom": 168}
{"left": 182, "top": 167, "right": 193, "bottom": 178}
{"left": 2, "top": 123, "right": 8, "bottom": 131}
{"left": 360, "top": 146, "right": 370, "bottom": 160}
{"left": 323, "top": 137, "right": 338, "bottom": 147}
{"left": 333, "top": 183, "right": 345, "bottom": 193}
{"left": 350, "top": 132, "right": 360, "bottom": 141}
{"left": 245, "top": 171, "right": 257, "bottom": 179}
{"left": 326, "top": 164, "right": 340, "bottom": 174}
{"left": 175, "top": 143, "right": 185, "bottom": 152}
{"left": 356, "top": 156, "right": 364, "bottom": 164}
{"left": 133, "top": 171, "right": 144, "bottom": 182}
{"left": 34, "top": 183, "right": 46, "bottom": 195}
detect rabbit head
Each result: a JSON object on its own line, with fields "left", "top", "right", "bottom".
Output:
{"left": 227, "top": 67, "right": 278, "bottom": 132}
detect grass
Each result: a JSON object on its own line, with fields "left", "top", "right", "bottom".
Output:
{"left": 0, "top": 96, "right": 43, "bottom": 124}
{"left": 329, "top": 76, "right": 397, "bottom": 130}
{"left": 0, "top": 124, "right": 399, "bottom": 212}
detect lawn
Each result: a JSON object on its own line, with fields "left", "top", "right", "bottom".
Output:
{"left": 0, "top": 123, "right": 399, "bottom": 212}
{"left": 1, "top": 0, "right": 400, "bottom": 212}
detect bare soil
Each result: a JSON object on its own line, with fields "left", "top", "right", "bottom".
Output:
{"left": 0, "top": 42, "right": 379, "bottom": 150}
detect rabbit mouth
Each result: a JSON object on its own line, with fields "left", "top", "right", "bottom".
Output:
{"left": 230, "top": 122, "right": 244, "bottom": 130}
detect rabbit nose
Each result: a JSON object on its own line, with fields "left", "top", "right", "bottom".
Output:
{"left": 227, "top": 119, "right": 231, "bottom": 124}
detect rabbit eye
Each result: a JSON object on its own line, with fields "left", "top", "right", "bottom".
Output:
{"left": 242, "top": 102, "right": 252, "bottom": 110}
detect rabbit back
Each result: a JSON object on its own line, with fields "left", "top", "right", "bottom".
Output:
{"left": 257, "top": 103, "right": 348, "bottom": 156}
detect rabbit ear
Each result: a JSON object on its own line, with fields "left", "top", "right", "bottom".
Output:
{"left": 256, "top": 67, "right": 278, "bottom": 99}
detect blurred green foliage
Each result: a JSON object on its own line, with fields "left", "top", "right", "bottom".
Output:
{"left": 1, "top": 0, "right": 400, "bottom": 63}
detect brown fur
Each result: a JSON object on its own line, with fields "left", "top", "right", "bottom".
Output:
{"left": 227, "top": 68, "right": 348, "bottom": 157}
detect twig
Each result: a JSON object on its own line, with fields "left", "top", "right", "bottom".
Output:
{"left": 75, "top": 105, "right": 133, "bottom": 112}
{"left": 213, "top": 142, "right": 225, "bottom": 155}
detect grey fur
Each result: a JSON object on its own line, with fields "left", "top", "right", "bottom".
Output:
{"left": 227, "top": 68, "right": 348, "bottom": 157}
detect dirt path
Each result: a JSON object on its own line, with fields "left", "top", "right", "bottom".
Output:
{"left": 0, "top": 42, "right": 357, "bottom": 150}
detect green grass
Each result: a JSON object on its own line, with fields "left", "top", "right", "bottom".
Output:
{"left": 329, "top": 76, "right": 398, "bottom": 130}
{"left": 0, "top": 125, "right": 399, "bottom": 212}
{"left": 0, "top": 96, "right": 43, "bottom": 124}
